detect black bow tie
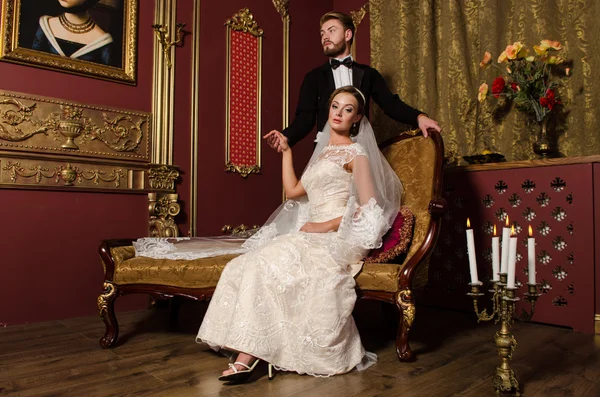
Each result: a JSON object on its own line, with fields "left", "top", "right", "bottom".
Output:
{"left": 330, "top": 58, "right": 353, "bottom": 70}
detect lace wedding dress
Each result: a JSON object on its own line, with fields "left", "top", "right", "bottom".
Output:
{"left": 196, "top": 143, "right": 379, "bottom": 376}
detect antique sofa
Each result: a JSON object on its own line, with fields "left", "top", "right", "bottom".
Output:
{"left": 98, "top": 129, "right": 446, "bottom": 362}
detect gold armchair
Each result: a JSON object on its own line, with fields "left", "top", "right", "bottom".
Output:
{"left": 355, "top": 129, "right": 446, "bottom": 361}
{"left": 98, "top": 129, "right": 446, "bottom": 362}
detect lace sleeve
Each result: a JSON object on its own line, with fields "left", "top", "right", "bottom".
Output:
{"left": 337, "top": 151, "right": 391, "bottom": 249}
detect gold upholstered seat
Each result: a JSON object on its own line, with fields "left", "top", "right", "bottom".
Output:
{"left": 98, "top": 129, "right": 446, "bottom": 362}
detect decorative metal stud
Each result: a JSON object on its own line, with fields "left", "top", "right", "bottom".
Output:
{"left": 537, "top": 250, "right": 552, "bottom": 265}
{"left": 522, "top": 179, "right": 536, "bottom": 193}
{"left": 522, "top": 207, "right": 536, "bottom": 221}
{"left": 552, "top": 266, "right": 567, "bottom": 280}
{"left": 483, "top": 194, "right": 495, "bottom": 208}
{"left": 495, "top": 208, "right": 507, "bottom": 221}
{"left": 551, "top": 207, "right": 567, "bottom": 222}
{"left": 550, "top": 177, "right": 566, "bottom": 192}
{"left": 536, "top": 192, "right": 550, "bottom": 207}
{"left": 483, "top": 221, "right": 494, "bottom": 235}
{"left": 540, "top": 279, "right": 552, "bottom": 294}
{"left": 537, "top": 221, "right": 551, "bottom": 236}
{"left": 552, "top": 296, "right": 567, "bottom": 306}
{"left": 495, "top": 180, "right": 508, "bottom": 194}
{"left": 551, "top": 236, "right": 567, "bottom": 251}
{"left": 508, "top": 193, "right": 522, "bottom": 207}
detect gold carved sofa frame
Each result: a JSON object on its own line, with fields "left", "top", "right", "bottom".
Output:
{"left": 98, "top": 129, "right": 446, "bottom": 362}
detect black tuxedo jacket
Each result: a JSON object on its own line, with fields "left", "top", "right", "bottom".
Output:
{"left": 282, "top": 61, "right": 423, "bottom": 146}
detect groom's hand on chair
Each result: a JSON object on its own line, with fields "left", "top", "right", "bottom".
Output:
{"left": 417, "top": 114, "right": 441, "bottom": 138}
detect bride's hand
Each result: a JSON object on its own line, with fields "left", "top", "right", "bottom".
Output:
{"left": 276, "top": 132, "right": 290, "bottom": 152}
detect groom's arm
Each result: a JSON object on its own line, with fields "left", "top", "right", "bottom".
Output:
{"left": 282, "top": 72, "right": 319, "bottom": 147}
{"left": 369, "top": 67, "right": 424, "bottom": 126}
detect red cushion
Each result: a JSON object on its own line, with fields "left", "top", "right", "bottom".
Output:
{"left": 365, "top": 205, "right": 415, "bottom": 263}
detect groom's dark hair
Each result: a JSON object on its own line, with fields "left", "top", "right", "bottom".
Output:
{"left": 320, "top": 11, "right": 355, "bottom": 47}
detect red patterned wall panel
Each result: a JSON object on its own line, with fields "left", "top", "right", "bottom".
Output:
{"left": 225, "top": 9, "right": 263, "bottom": 178}
{"left": 424, "top": 164, "right": 595, "bottom": 333}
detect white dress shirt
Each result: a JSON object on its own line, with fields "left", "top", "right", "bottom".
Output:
{"left": 331, "top": 55, "right": 353, "bottom": 88}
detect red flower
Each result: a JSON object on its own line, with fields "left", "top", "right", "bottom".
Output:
{"left": 540, "top": 97, "right": 549, "bottom": 107}
{"left": 546, "top": 89, "right": 555, "bottom": 101}
{"left": 492, "top": 77, "right": 506, "bottom": 98}
{"left": 510, "top": 82, "right": 519, "bottom": 91}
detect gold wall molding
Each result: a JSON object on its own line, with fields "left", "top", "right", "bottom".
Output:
{"left": 272, "top": 0, "right": 290, "bottom": 129}
{"left": 0, "top": 156, "right": 149, "bottom": 191}
{"left": 350, "top": 3, "right": 369, "bottom": 60}
{"left": 148, "top": 192, "right": 180, "bottom": 237}
{"left": 0, "top": 90, "right": 150, "bottom": 161}
{"left": 189, "top": 0, "right": 201, "bottom": 236}
{"left": 225, "top": 8, "right": 262, "bottom": 178}
{"left": 225, "top": 8, "right": 264, "bottom": 37}
{"left": 148, "top": 164, "right": 179, "bottom": 190}
{"left": 152, "top": 0, "right": 177, "bottom": 165}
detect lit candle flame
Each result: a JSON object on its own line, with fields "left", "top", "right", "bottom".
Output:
{"left": 493, "top": 224, "right": 497, "bottom": 236}
{"left": 466, "top": 218, "right": 471, "bottom": 228}
{"left": 505, "top": 216, "right": 510, "bottom": 227}
{"left": 510, "top": 225, "right": 515, "bottom": 236}
{"left": 529, "top": 225, "right": 533, "bottom": 237}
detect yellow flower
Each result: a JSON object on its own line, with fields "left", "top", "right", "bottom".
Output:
{"left": 534, "top": 39, "right": 562, "bottom": 55}
{"left": 498, "top": 51, "right": 508, "bottom": 63}
{"left": 479, "top": 51, "right": 492, "bottom": 69}
{"left": 505, "top": 42, "right": 525, "bottom": 60}
{"left": 478, "top": 83, "right": 489, "bottom": 102}
{"left": 525, "top": 56, "right": 535, "bottom": 62}
{"left": 545, "top": 55, "right": 565, "bottom": 64}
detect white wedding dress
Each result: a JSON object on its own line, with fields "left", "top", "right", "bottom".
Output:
{"left": 196, "top": 143, "right": 378, "bottom": 376}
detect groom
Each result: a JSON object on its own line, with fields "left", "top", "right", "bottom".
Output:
{"left": 265, "top": 11, "right": 440, "bottom": 151}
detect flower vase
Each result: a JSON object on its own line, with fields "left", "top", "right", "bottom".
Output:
{"left": 533, "top": 117, "right": 554, "bottom": 158}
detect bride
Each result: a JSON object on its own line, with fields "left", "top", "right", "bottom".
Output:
{"left": 135, "top": 86, "right": 402, "bottom": 382}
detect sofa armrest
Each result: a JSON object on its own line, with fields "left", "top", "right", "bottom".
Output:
{"left": 99, "top": 239, "right": 136, "bottom": 281}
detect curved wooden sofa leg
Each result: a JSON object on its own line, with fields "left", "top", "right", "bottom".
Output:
{"left": 97, "top": 281, "right": 119, "bottom": 349}
{"left": 395, "top": 289, "right": 416, "bottom": 362}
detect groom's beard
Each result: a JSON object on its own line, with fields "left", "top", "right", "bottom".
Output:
{"left": 323, "top": 41, "right": 348, "bottom": 58}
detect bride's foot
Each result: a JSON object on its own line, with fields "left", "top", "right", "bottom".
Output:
{"left": 222, "top": 352, "right": 256, "bottom": 376}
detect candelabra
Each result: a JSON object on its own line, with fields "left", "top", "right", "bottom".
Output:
{"left": 467, "top": 273, "right": 542, "bottom": 395}
{"left": 152, "top": 23, "right": 186, "bottom": 69}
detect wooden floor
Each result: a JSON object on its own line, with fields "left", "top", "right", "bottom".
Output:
{"left": 1, "top": 300, "right": 599, "bottom": 397}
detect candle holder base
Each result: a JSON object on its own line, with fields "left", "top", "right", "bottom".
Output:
{"left": 493, "top": 367, "right": 520, "bottom": 396}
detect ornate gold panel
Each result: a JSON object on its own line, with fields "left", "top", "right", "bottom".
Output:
{"left": 350, "top": 3, "right": 369, "bottom": 60}
{"left": 224, "top": 8, "right": 262, "bottom": 178}
{"left": 0, "top": 90, "right": 150, "bottom": 161}
{"left": 0, "top": 155, "right": 149, "bottom": 191}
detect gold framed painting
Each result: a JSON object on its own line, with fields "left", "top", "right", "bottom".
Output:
{"left": 0, "top": 0, "right": 138, "bottom": 84}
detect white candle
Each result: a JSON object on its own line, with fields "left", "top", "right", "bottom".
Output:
{"left": 500, "top": 216, "right": 511, "bottom": 274}
{"left": 492, "top": 224, "right": 500, "bottom": 281}
{"left": 507, "top": 225, "right": 517, "bottom": 288}
{"left": 528, "top": 225, "right": 536, "bottom": 284}
{"left": 466, "top": 218, "right": 479, "bottom": 284}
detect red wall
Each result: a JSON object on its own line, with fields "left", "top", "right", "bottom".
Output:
{"left": 0, "top": 2, "right": 156, "bottom": 325}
